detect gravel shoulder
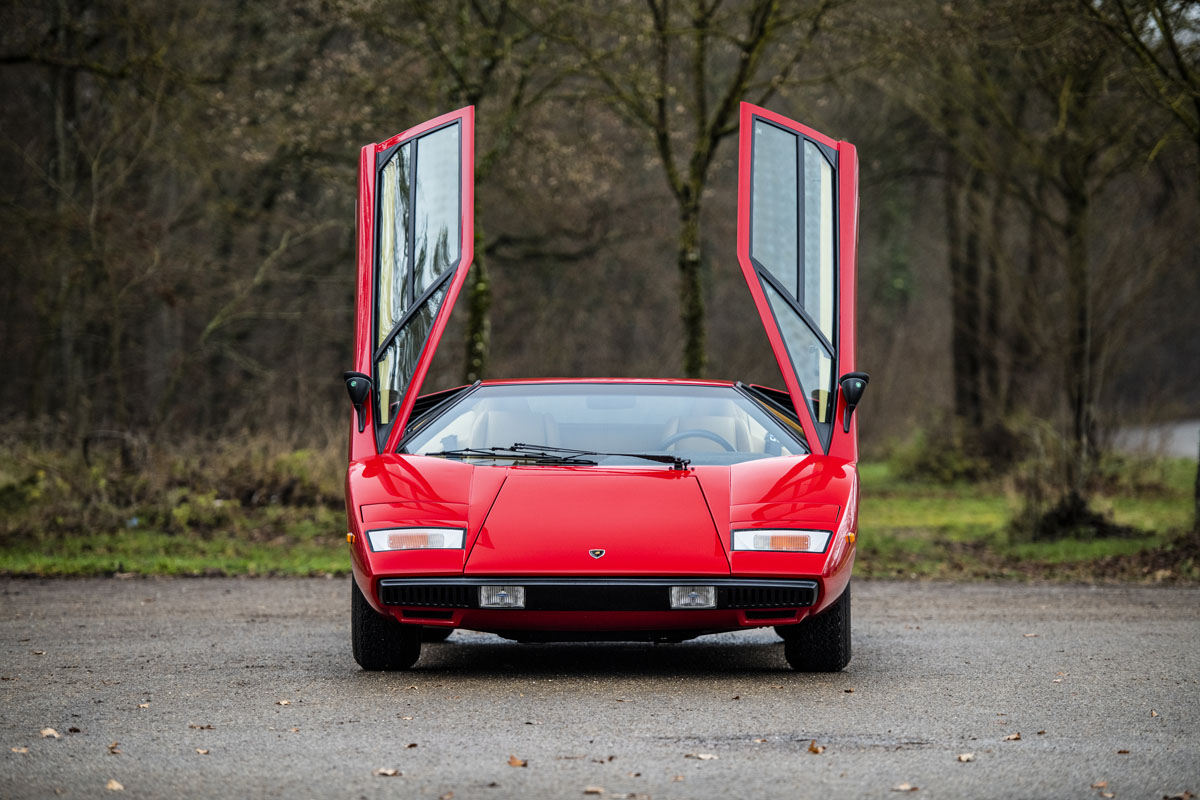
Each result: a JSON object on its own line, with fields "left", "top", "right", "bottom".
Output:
{"left": 1, "top": 578, "right": 1198, "bottom": 799}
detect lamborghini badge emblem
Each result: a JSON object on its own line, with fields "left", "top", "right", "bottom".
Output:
{"left": 589, "top": 549, "right": 606, "bottom": 559}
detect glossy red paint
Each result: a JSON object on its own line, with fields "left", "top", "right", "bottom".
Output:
{"left": 347, "top": 434, "right": 859, "bottom": 626}
{"left": 345, "top": 105, "right": 862, "bottom": 639}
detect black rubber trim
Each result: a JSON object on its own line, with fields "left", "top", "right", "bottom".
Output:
{"left": 377, "top": 577, "right": 819, "bottom": 612}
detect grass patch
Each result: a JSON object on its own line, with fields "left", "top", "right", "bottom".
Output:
{"left": 856, "top": 459, "right": 1197, "bottom": 581}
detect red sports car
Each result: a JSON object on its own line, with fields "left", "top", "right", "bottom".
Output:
{"left": 343, "top": 104, "right": 867, "bottom": 671}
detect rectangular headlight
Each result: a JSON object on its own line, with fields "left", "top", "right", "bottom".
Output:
{"left": 670, "top": 585, "right": 716, "bottom": 609}
{"left": 732, "top": 529, "right": 831, "bottom": 553}
{"left": 480, "top": 585, "right": 525, "bottom": 608}
{"left": 365, "top": 527, "right": 465, "bottom": 552}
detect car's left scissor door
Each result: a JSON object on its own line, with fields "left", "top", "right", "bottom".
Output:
{"left": 350, "top": 107, "right": 475, "bottom": 458}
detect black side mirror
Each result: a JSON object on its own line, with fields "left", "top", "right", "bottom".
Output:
{"left": 343, "top": 371, "right": 372, "bottom": 433}
{"left": 839, "top": 372, "right": 869, "bottom": 433}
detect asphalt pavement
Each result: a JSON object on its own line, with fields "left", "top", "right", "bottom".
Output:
{"left": 1, "top": 578, "right": 1197, "bottom": 799}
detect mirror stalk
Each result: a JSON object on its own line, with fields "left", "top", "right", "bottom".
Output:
{"left": 344, "top": 371, "right": 372, "bottom": 433}
{"left": 839, "top": 372, "right": 870, "bottom": 433}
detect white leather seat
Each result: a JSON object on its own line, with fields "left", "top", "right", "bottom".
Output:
{"left": 469, "top": 410, "right": 561, "bottom": 449}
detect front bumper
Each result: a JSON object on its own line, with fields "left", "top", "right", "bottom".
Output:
{"left": 374, "top": 576, "right": 820, "bottom": 637}
{"left": 378, "top": 576, "right": 818, "bottom": 611}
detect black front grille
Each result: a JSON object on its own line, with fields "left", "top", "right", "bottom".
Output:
{"left": 379, "top": 584, "right": 474, "bottom": 608}
{"left": 377, "top": 578, "right": 817, "bottom": 611}
{"left": 721, "top": 584, "right": 817, "bottom": 608}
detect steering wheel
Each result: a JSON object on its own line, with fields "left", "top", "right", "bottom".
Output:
{"left": 658, "top": 429, "right": 736, "bottom": 452}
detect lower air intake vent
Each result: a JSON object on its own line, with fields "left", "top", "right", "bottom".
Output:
{"left": 722, "top": 585, "right": 816, "bottom": 609}
{"left": 379, "top": 584, "right": 474, "bottom": 608}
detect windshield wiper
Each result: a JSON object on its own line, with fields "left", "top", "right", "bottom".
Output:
{"left": 426, "top": 447, "right": 598, "bottom": 466}
{"left": 511, "top": 443, "right": 690, "bottom": 471}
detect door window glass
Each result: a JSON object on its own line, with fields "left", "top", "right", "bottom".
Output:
{"left": 373, "top": 121, "right": 462, "bottom": 442}
{"left": 803, "top": 140, "right": 835, "bottom": 342}
{"left": 376, "top": 142, "right": 412, "bottom": 344}
{"left": 762, "top": 279, "right": 834, "bottom": 429}
{"left": 750, "top": 121, "right": 799, "bottom": 298}
{"left": 376, "top": 284, "right": 448, "bottom": 426}
{"left": 412, "top": 125, "right": 460, "bottom": 299}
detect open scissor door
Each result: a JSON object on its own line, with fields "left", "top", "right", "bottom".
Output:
{"left": 349, "top": 107, "right": 475, "bottom": 458}
{"left": 735, "top": 102, "right": 859, "bottom": 459}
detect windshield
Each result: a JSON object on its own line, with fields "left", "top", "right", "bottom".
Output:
{"left": 403, "top": 383, "right": 808, "bottom": 466}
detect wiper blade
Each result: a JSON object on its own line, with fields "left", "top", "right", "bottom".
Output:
{"left": 512, "top": 443, "right": 690, "bottom": 471}
{"left": 426, "top": 447, "right": 598, "bottom": 465}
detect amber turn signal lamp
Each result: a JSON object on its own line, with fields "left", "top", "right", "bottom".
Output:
{"left": 846, "top": 532, "right": 856, "bottom": 544}
{"left": 346, "top": 533, "right": 354, "bottom": 544}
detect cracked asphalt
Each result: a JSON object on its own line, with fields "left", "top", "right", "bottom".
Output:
{"left": 1, "top": 578, "right": 1197, "bottom": 799}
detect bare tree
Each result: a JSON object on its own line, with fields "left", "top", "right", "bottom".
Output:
{"left": 538, "top": 0, "right": 840, "bottom": 377}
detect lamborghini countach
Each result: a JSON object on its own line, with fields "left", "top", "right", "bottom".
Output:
{"left": 342, "top": 103, "right": 867, "bottom": 671}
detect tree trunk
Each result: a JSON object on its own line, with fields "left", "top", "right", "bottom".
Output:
{"left": 945, "top": 148, "right": 983, "bottom": 430}
{"left": 1063, "top": 184, "right": 1094, "bottom": 503}
{"left": 1006, "top": 179, "right": 1046, "bottom": 415}
{"left": 678, "top": 200, "right": 706, "bottom": 378}
{"left": 463, "top": 252, "right": 492, "bottom": 383}
{"left": 982, "top": 179, "right": 1005, "bottom": 418}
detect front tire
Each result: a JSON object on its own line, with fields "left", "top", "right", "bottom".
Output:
{"left": 351, "top": 578, "right": 421, "bottom": 670}
{"left": 781, "top": 582, "right": 851, "bottom": 672}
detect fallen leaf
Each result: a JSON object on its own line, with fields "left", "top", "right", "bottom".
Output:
{"left": 11, "top": 746, "right": 29, "bottom": 754}
{"left": 844, "top": 688, "right": 855, "bottom": 693}
{"left": 188, "top": 724, "right": 214, "bottom": 730}
{"left": 508, "top": 755, "right": 527, "bottom": 767}
{"left": 808, "top": 740, "right": 825, "bottom": 754}
{"left": 1117, "top": 749, "right": 1130, "bottom": 754}
{"left": 406, "top": 743, "right": 418, "bottom": 749}
{"left": 957, "top": 753, "right": 975, "bottom": 762}
{"left": 372, "top": 768, "right": 401, "bottom": 777}
{"left": 1003, "top": 733, "right": 1021, "bottom": 741}
{"left": 672, "top": 775, "right": 685, "bottom": 782}
{"left": 31, "top": 650, "right": 45, "bottom": 656}
{"left": 1150, "top": 710, "right": 1159, "bottom": 717}
{"left": 289, "top": 728, "right": 299, "bottom": 733}
{"left": 439, "top": 793, "right": 454, "bottom": 800}
{"left": 685, "top": 753, "right": 718, "bottom": 760}
{"left": 275, "top": 700, "right": 290, "bottom": 706}
{"left": 108, "top": 742, "right": 122, "bottom": 755}
{"left": 731, "top": 695, "right": 741, "bottom": 700}
{"left": 1162, "top": 792, "right": 1195, "bottom": 800}
{"left": 1092, "top": 781, "right": 1108, "bottom": 789}
{"left": 1023, "top": 633, "right": 1039, "bottom": 637}
{"left": 137, "top": 703, "right": 149, "bottom": 709}
{"left": 891, "top": 783, "right": 919, "bottom": 792}
{"left": 1101, "top": 794, "right": 1115, "bottom": 799}
{"left": 584, "top": 788, "right": 605, "bottom": 795}
{"left": 1052, "top": 678, "right": 1064, "bottom": 683}
{"left": 106, "top": 779, "right": 124, "bottom": 791}
{"left": 40, "top": 728, "right": 61, "bottom": 739}
{"left": 195, "top": 749, "right": 209, "bottom": 755}
{"left": 68, "top": 727, "right": 81, "bottom": 733}
{"left": 1037, "top": 730, "right": 1046, "bottom": 735}
{"left": 753, "top": 738, "right": 767, "bottom": 743}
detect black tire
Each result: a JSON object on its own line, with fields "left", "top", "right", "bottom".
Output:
{"left": 351, "top": 578, "right": 421, "bottom": 670}
{"left": 781, "top": 582, "right": 851, "bottom": 672}
{"left": 420, "top": 626, "right": 454, "bottom": 643}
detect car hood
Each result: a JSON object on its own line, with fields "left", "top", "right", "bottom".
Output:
{"left": 464, "top": 468, "right": 730, "bottom": 576}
